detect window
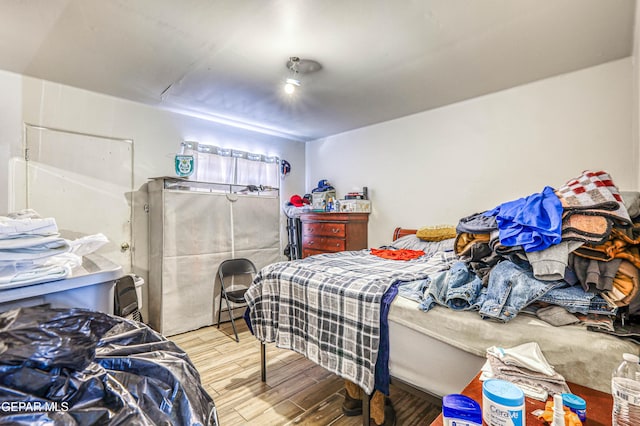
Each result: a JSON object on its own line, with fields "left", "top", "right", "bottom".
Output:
{"left": 183, "top": 142, "right": 279, "bottom": 188}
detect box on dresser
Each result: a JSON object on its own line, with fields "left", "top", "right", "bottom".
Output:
{"left": 338, "top": 199, "right": 371, "bottom": 213}
{"left": 311, "top": 190, "right": 337, "bottom": 211}
{"left": 299, "top": 212, "right": 369, "bottom": 258}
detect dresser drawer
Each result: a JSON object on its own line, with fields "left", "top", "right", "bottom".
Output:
{"left": 302, "top": 222, "right": 346, "bottom": 238}
{"left": 302, "top": 235, "right": 345, "bottom": 252}
{"left": 302, "top": 248, "right": 333, "bottom": 258}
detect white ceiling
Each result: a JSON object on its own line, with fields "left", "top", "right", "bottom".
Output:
{"left": 0, "top": 0, "right": 635, "bottom": 141}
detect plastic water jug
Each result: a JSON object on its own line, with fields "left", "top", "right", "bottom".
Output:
{"left": 612, "top": 352, "right": 640, "bottom": 426}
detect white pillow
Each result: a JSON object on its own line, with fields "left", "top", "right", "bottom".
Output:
{"left": 389, "top": 234, "right": 455, "bottom": 257}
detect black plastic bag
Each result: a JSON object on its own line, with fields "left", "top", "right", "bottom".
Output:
{"left": 0, "top": 305, "right": 217, "bottom": 425}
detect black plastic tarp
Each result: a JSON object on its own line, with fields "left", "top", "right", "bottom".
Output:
{"left": 0, "top": 305, "right": 217, "bottom": 425}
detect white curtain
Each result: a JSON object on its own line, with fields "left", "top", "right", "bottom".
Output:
{"left": 191, "top": 150, "right": 234, "bottom": 183}
{"left": 183, "top": 142, "right": 279, "bottom": 188}
{"left": 236, "top": 156, "right": 279, "bottom": 187}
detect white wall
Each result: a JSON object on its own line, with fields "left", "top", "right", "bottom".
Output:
{"left": 306, "top": 58, "right": 636, "bottom": 248}
{"left": 0, "top": 70, "right": 306, "bottom": 312}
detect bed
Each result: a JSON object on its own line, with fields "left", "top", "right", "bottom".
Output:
{"left": 386, "top": 229, "right": 639, "bottom": 397}
{"left": 246, "top": 226, "right": 639, "bottom": 418}
{"left": 0, "top": 304, "right": 218, "bottom": 425}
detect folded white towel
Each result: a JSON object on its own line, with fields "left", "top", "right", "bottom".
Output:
{"left": 480, "top": 360, "right": 549, "bottom": 401}
{"left": 486, "top": 342, "right": 555, "bottom": 376}
{"left": 0, "top": 241, "right": 70, "bottom": 261}
{"left": 0, "top": 216, "right": 58, "bottom": 237}
{"left": 0, "top": 263, "right": 70, "bottom": 288}
{"left": 482, "top": 342, "right": 571, "bottom": 401}
{"left": 0, "top": 234, "right": 63, "bottom": 250}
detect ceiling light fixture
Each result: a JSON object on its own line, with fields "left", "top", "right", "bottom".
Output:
{"left": 284, "top": 78, "right": 300, "bottom": 94}
{"left": 284, "top": 57, "right": 301, "bottom": 95}
{"left": 283, "top": 56, "right": 322, "bottom": 95}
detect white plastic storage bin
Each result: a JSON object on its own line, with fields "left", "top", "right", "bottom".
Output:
{"left": 131, "top": 274, "right": 145, "bottom": 310}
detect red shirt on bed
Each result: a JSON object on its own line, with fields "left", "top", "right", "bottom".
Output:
{"left": 370, "top": 248, "right": 425, "bottom": 260}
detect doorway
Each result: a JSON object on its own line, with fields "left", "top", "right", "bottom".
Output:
{"left": 24, "top": 124, "right": 134, "bottom": 272}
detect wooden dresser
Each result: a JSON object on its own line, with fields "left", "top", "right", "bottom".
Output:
{"left": 300, "top": 212, "right": 369, "bottom": 258}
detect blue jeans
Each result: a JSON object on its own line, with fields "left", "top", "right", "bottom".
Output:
{"left": 422, "top": 262, "right": 482, "bottom": 312}
{"left": 537, "top": 284, "right": 617, "bottom": 315}
{"left": 477, "top": 260, "right": 562, "bottom": 322}
{"left": 397, "top": 279, "right": 430, "bottom": 304}
{"left": 587, "top": 295, "right": 617, "bottom": 315}
{"left": 537, "top": 284, "right": 593, "bottom": 314}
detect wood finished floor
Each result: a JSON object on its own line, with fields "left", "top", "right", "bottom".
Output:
{"left": 170, "top": 321, "right": 441, "bottom": 425}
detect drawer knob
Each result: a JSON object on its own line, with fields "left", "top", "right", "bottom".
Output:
{"left": 332, "top": 228, "right": 339, "bottom": 233}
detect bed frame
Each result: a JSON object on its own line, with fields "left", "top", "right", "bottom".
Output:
{"left": 392, "top": 227, "right": 417, "bottom": 241}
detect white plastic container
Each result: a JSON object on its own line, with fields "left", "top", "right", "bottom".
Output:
{"left": 482, "top": 379, "right": 525, "bottom": 426}
{"left": 612, "top": 352, "right": 640, "bottom": 426}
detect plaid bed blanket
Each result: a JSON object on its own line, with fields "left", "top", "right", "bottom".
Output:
{"left": 245, "top": 249, "right": 456, "bottom": 394}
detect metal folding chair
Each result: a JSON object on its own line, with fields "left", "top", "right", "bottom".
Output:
{"left": 216, "top": 258, "right": 257, "bottom": 342}
{"left": 114, "top": 274, "right": 143, "bottom": 322}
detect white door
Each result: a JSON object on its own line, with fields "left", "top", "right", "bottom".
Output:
{"left": 24, "top": 124, "right": 134, "bottom": 272}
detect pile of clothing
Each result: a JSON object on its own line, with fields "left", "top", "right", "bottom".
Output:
{"left": 283, "top": 194, "right": 312, "bottom": 219}
{"left": 449, "top": 170, "right": 640, "bottom": 330}
{"left": 0, "top": 210, "right": 73, "bottom": 289}
{"left": 480, "top": 342, "right": 570, "bottom": 401}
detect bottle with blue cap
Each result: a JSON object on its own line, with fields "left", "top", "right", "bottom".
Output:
{"left": 561, "top": 393, "right": 586, "bottom": 423}
{"left": 442, "top": 394, "right": 482, "bottom": 426}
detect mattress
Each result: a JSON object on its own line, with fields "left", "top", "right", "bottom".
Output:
{"left": 388, "top": 295, "right": 638, "bottom": 394}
